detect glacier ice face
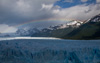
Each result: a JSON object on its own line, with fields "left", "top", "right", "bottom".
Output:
{"left": 0, "top": 39, "right": 100, "bottom": 63}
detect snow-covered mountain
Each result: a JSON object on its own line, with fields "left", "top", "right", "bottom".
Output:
{"left": 16, "top": 27, "right": 40, "bottom": 36}
{"left": 41, "top": 20, "right": 83, "bottom": 31}
{"left": 12, "top": 20, "right": 83, "bottom": 36}
{"left": 52, "top": 20, "right": 83, "bottom": 29}
{"left": 63, "top": 14, "right": 100, "bottom": 39}
{"left": 31, "top": 20, "right": 84, "bottom": 37}
{"left": 16, "top": 13, "right": 100, "bottom": 38}
{"left": 0, "top": 20, "right": 84, "bottom": 37}
{"left": 90, "top": 14, "right": 100, "bottom": 22}
{"left": 85, "top": 14, "right": 100, "bottom": 23}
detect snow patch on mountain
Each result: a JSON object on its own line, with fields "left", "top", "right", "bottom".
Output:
{"left": 47, "top": 20, "right": 83, "bottom": 30}
{"left": 16, "top": 27, "right": 40, "bottom": 36}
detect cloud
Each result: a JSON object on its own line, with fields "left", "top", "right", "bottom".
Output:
{"left": 51, "top": 3, "right": 100, "bottom": 21}
{"left": 81, "top": 0, "right": 88, "bottom": 2}
{"left": 0, "top": 0, "right": 59, "bottom": 25}
{"left": 0, "top": 24, "right": 17, "bottom": 33}
{"left": 96, "top": 0, "right": 100, "bottom": 3}
{"left": 41, "top": 4, "right": 53, "bottom": 10}
{"left": 63, "top": 0, "right": 73, "bottom": 3}
{"left": 0, "top": 0, "right": 100, "bottom": 26}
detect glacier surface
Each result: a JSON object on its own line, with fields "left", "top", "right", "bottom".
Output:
{"left": 0, "top": 38, "right": 100, "bottom": 63}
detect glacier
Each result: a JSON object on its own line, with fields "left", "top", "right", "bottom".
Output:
{"left": 0, "top": 38, "right": 100, "bottom": 63}
{"left": 0, "top": 37, "right": 60, "bottom": 41}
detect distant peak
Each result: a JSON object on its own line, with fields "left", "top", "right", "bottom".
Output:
{"left": 88, "top": 14, "right": 100, "bottom": 22}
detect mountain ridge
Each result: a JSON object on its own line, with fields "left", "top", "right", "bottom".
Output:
{"left": 62, "top": 14, "right": 100, "bottom": 40}
{"left": 0, "top": 14, "right": 100, "bottom": 40}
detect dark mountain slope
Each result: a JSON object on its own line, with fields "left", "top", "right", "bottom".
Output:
{"left": 31, "top": 20, "right": 83, "bottom": 37}
{"left": 32, "top": 27, "right": 75, "bottom": 37}
{"left": 62, "top": 14, "right": 100, "bottom": 40}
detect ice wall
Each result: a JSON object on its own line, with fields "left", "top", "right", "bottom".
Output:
{"left": 0, "top": 39, "right": 100, "bottom": 63}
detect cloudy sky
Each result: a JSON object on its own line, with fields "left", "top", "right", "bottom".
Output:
{"left": 0, "top": 0, "right": 100, "bottom": 33}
